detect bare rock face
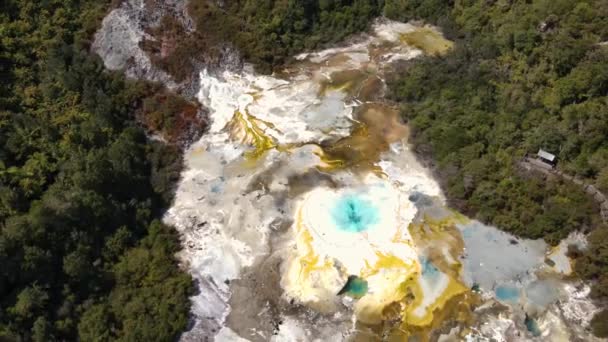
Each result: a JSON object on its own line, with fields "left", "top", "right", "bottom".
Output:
{"left": 92, "top": 0, "right": 241, "bottom": 95}
{"left": 92, "top": 0, "right": 236, "bottom": 147}
{"left": 92, "top": 0, "right": 177, "bottom": 88}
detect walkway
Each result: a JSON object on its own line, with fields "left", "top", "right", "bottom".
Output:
{"left": 520, "top": 156, "right": 608, "bottom": 223}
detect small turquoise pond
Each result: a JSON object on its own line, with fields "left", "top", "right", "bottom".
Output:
{"left": 495, "top": 285, "right": 520, "bottom": 302}
{"left": 209, "top": 177, "right": 225, "bottom": 193}
{"left": 338, "top": 276, "right": 368, "bottom": 297}
{"left": 419, "top": 256, "right": 441, "bottom": 282}
{"left": 331, "top": 195, "right": 379, "bottom": 233}
{"left": 525, "top": 316, "right": 542, "bottom": 337}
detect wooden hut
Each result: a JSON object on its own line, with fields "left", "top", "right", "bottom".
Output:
{"left": 537, "top": 149, "right": 557, "bottom": 167}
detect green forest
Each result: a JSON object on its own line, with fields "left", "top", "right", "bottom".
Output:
{"left": 190, "top": 0, "right": 383, "bottom": 72}
{"left": 0, "top": 1, "right": 192, "bottom": 340}
{"left": 385, "top": 0, "right": 608, "bottom": 336}
{"left": 144, "top": 0, "right": 384, "bottom": 78}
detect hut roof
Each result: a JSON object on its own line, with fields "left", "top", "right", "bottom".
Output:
{"left": 537, "top": 149, "right": 556, "bottom": 162}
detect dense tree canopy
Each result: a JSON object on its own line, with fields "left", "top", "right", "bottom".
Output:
{"left": 197, "top": 0, "right": 383, "bottom": 72}
{"left": 147, "top": 0, "right": 385, "bottom": 76}
{"left": 386, "top": 0, "right": 608, "bottom": 336}
{"left": 0, "top": 1, "right": 192, "bottom": 340}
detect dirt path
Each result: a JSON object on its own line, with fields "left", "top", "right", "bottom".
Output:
{"left": 520, "top": 157, "right": 608, "bottom": 224}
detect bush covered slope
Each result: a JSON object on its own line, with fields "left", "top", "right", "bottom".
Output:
{"left": 191, "top": 0, "right": 383, "bottom": 72}
{"left": 146, "top": 0, "right": 384, "bottom": 76}
{"left": 386, "top": 0, "right": 608, "bottom": 336}
{"left": 0, "top": 1, "right": 192, "bottom": 340}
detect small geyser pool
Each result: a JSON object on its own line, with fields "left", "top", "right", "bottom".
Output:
{"left": 331, "top": 195, "right": 379, "bottom": 233}
{"left": 525, "top": 315, "right": 542, "bottom": 337}
{"left": 419, "top": 256, "right": 441, "bottom": 282}
{"left": 495, "top": 285, "right": 520, "bottom": 303}
{"left": 338, "top": 276, "right": 369, "bottom": 298}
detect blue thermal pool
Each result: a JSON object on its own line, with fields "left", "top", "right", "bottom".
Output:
{"left": 419, "top": 256, "right": 441, "bottom": 282}
{"left": 338, "top": 276, "right": 369, "bottom": 297}
{"left": 331, "top": 195, "right": 379, "bottom": 233}
{"left": 495, "top": 285, "right": 520, "bottom": 303}
{"left": 525, "top": 316, "right": 542, "bottom": 336}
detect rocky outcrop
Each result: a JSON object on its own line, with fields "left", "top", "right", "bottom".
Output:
{"left": 92, "top": 0, "right": 242, "bottom": 97}
{"left": 92, "top": 0, "right": 181, "bottom": 89}
{"left": 91, "top": 0, "right": 227, "bottom": 146}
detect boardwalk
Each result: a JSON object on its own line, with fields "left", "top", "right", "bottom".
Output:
{"left": 520, "top": 156, "right": 608, "bottom": 223}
